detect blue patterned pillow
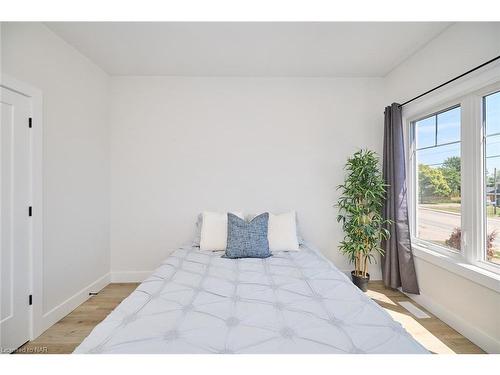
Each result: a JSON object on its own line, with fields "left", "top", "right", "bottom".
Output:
{"left": 224, "top": 213, "right": 271, "bottom": 259}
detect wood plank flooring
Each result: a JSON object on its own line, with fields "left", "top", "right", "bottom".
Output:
{"left": 366, "top": 281, "right": 484, "bottom": 354}
{"left": 15, "top": 281, "right": 484, "bottom": 354}
{"left": 15, "top": 283, "right": 138, "bottom": 354}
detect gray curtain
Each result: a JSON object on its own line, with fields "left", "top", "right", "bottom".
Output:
{"left": 382, "top": 103, "right": 420, "bottom": 294}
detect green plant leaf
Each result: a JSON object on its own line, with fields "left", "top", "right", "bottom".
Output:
{"left": 336, "top": 149, "right": 391, "bottom": 274}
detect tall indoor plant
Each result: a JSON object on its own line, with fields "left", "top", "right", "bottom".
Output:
{"left": 336, "top": 149, "right": 391, "bottom": 292}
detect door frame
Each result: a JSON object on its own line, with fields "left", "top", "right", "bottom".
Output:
{"left": 1, "top": 74, "right": 43, "bottom": 340}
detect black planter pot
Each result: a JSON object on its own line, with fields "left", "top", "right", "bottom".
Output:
{"left": 351, "top": 271, "right": 370, "bottom": 292}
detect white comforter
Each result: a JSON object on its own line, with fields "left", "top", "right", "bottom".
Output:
{"left": 74, "top": 245, "right": 427, "bottom": 354}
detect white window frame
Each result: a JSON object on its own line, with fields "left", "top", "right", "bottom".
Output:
{"left": 476, "top": 83, "right": 500, "bottom": 273}
{"left": 403, "top": 64, "right": 500, "bottom": 293}
{"left": 408, "top": 102, "right": 465, "bottom": 261}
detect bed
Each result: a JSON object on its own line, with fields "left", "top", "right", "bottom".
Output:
{"left": 74, "top": 244, "right": 428, "bottom": 354}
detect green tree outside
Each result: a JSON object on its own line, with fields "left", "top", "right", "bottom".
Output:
{"left": 418, "top": 164, "right": 451, "bottom": 203}
{"left": 418, "top": 156, "right": 461, "bottom": 203}
{"left": 440, "top": 156, "right": 461, "bottom": 197}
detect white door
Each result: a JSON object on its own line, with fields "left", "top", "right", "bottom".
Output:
{"left": 0, "top": 87, "right": 32, "bottom": 352}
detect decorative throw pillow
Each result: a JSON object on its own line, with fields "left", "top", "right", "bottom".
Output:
{"left": 199, "top": 211, "right": 244, "bottom": 251}
{"left": 267, "top": 211, "right": 300, "bottom": 251}
{"left": 247, "top": 211, "right": 305, "bottom": 247}
{"left": 224, "top": 213, "right": 271, "bottom": 259}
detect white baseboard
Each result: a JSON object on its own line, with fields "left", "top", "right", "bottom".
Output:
{"left": 407, "top": 292, "right": 500, "bottom": 353}
{"left": 39, "top": 273, "right": 110, "bottom": 337}
{"left": 110, "top": 270, "right": 152, "bottom": 283}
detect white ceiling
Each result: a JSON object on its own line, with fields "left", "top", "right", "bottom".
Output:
{"left": 46, "top": 22, "right": 451, "bottom": 77}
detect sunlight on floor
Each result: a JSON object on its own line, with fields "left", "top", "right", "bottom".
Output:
{"left": 363, "top": 282, "right": 486, "bottom": 354}
{"left": 366, "top": 290, "right": 398, "bottom": 306}
{"left": 383, "top": 308, "right": 456, "bottom": 354}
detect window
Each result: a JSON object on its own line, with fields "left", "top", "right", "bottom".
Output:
{"left": 408, "top": 79, "right": 500, "bottom": 278}
{"left": 413, "top": 106, "right": 461, "bottom": 251}
{"left": 483, "top": 90, "right": 500, "bottom": 265}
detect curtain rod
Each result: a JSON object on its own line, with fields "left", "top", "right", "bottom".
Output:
{"left": 399, "top": 55, "right": 500, "bottom": 108}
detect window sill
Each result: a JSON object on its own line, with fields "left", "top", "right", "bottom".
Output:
{"left": 412, "top": 244, "right": 500, "bottom": 293}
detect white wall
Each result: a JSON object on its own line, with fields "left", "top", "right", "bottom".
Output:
{"left": 384, "top": 22, "right": 500, "bottom": 353}
{"left": 1, "top": 23, "right": 110, "bottom": 332}
{"left": 109, "top": 76, "right": 384, "bottom": 280}
{"left": 384, "top": 22, "right": 500, "bottom": 103}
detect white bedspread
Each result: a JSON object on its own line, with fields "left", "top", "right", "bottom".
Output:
{"left": 74, "top": 245, "right": 428, "bottom": 354}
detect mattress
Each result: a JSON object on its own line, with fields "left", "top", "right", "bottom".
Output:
{"left": 74, "top": 244, "right": 428, "bottom": 354}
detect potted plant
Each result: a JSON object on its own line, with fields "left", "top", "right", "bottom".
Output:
{"left": 336, "top": 149, "right": 391, "bottom": 292}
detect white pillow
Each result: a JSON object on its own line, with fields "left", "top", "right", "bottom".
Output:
{"left": 267, "top": 211, "right": 300, "bottom": 251}
{"left": 200, "top": 211, "right": 243, "bottom": 251}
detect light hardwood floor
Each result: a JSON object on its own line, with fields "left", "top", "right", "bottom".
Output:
{"left": 16, "top": 281, "right": 484, "bottom": 354}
